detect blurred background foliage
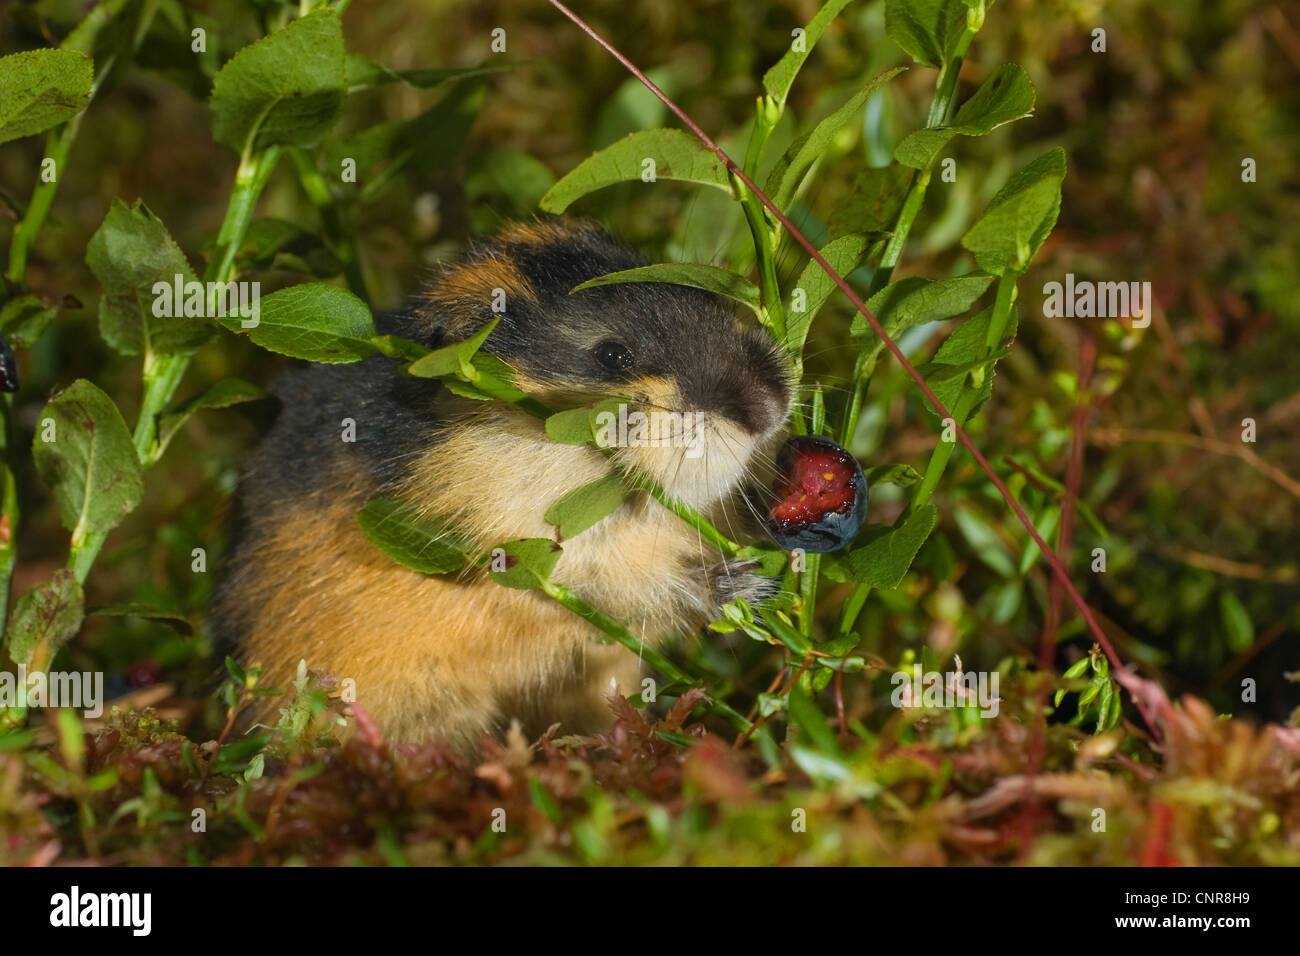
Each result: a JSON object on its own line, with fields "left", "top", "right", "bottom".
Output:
{"left": 1, "top": 0, "right": 1297, "bottom": 732}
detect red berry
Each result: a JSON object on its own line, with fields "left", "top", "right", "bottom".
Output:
{"left": 764, "top": 435, "right": 868, "bottom": 553}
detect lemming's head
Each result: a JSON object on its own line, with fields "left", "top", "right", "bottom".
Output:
{"left": 412, "top": 219, "right": 792, "bottom": 508}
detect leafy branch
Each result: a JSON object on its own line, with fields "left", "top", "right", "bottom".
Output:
{"left": 542, "top": 0, "right": 1159, "bottom": 740}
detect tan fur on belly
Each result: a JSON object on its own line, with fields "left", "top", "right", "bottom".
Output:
{"left": 226, "top": 408, "right": 715, "bottom": 751}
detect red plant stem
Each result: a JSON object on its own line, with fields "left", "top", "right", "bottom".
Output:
{"left": 1040, "top": 336, "right": 1097, "bottom": 667}
{"left": 546, "top": 0, "right": 1159, "bottom": 740}
{"left": 1019, "top": 336, "right": 1098, "bottom": 858}
{"left": 1139, "top": 801, "right": 1179, "bottom": 866}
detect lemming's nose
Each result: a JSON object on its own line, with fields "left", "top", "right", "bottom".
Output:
{"left": 686, "top": 373, "right": 788, "bottom": 436}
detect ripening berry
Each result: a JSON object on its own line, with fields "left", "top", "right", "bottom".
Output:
{"left": 764, "top": 435, "right": 867, "bottom": 553}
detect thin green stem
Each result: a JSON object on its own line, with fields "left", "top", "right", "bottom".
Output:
{"left": 0, "top": 395, "right": 18, "bottom": 632}
{"left": 0, "top": 2, "right": 161, "bottom": 659}
{"left": 289, "top": 148, "right": 370, "bottom": 303}
{"left": 627, "top": 467, "right": 740, "bottom": 556}
{"left": 66, "top": 147, "right": 282, "bottom": 584}
{"left": 5, "top": 118, "right": 80, "bottom": 287}
{"left": 736, "top": 99, "right": 794, "bottom": 428}
{"left": 207, "top": 147, "right": 281, "bottom": 286}
{"left": 506, "top": 398, "right": 741, "bottom": 555}
{"left": 797, "top": 552, "right": 821, "bottom": 636}
{"left": 838, "top": 21, "right": 981, "bottom": 443}
{"left": 907, "top": 270, "right": 1018, "bottom": 513}
{"left": 840, "top": 6, "right": 989, "bottom": 476}
{"left": 867, "top": 165, "right": 931, "bottom": 298}
{"left": 910, "top": 386, "right": 980, "bottom": 512}
{"left": 982, "top": 267, "right": 1019, "bottom": 358}
{"left": 742, "top": 96, "right": 780, "bottom": 181}
{"left": 864, "top": 7, "right": 984, "bottom": 301}
{"left": 837, "top": 580, "right": 871, "bottom": 635}
{"left": 926, "top": 23, "right": 979, "bottom": 128}
{"left": 540, "top": 578, "right": 756, "bottom": 735}
{"left": 736, "top": 181, "right": 786, "bottom": 338}
{"left": 838, "top": 169, "right": 928, "bottom": 445}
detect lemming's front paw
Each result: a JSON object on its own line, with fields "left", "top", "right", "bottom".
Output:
{"left": 707, "top": 559, "right": 780, "bottom": 616}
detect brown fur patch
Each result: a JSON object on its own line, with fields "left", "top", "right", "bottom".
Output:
{"left": 415, "top": 252, "right": 536, "bottom": 340}
{"left": 495, "top": 218, "right": 594, "bottom": 249}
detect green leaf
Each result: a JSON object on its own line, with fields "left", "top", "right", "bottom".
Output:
{"left": 235, "top": 218, "right": 342, "bottom": 277}
{"left": 655, "top": 729, "right": 697, "bottom": 748}
{"left": 85, "top": 198, "right": 218, "bottom": 356}
{"left": 852, "top": 273, "right": 994, "bottom": 382}
{"left": 0, "top": 49, "right": 93, "bottom": 145}
{"left": 765, "top": 67, "right": 906, "bottom": 211}
{"left": 1017, "top": 506, "right": 1059, "bottom": 574}
{"left": 1063, "top": 658, "right": 1091, "bottom": 680}
{"left": 925, "top": 304, "right": 1019, "bottom": 421}
{"left": 466, "top": 148, "right": 556, "bottom": 233}
{"left": 242, "top": 283, "right": 376, "bottom": 363}
{"left": 816, "top": 632, "right": 862, "bottom": 658}
{"left": 1077, "top": 681, "right": 1103, "bottom": 709}
{"left": 862, "top": 463, "right": 921, "bottom": 487}
{"left": 489, "top": 538, "right": 563, "bottom": 590}
{"left": 0, "top": 295, "right": 60, "bottom": 349}
{"left": 86, "top": 603, "right": 193, "bottom": 634}
{"left": 915, "top": 347, "right": 1010, "bottom": 385}
{"left": 884, "top": 0, "right": 969, "bottom": 67}
{"left": 1106, "top": 685, "right": 1123, "bottom": 730}
{"left": 528, "top": 776, "right": 564, "bottom": 824}
{"left": 210, "top": 10, "right": 345, "bottom": 153}
{"left": 5, "top": 570, "right": 84, "bottom": 668}
{"left": 790, "top": 742, "right": 854, "bottom": 783}
{"left": 545, "top": 407, "right": 598, "bottom": 446}
{"left": 786, "top": 234, "right": 872, "bottom": 353}
{"left": 962, "top": 146, "right": 1066, "bottom": 274}
{"left": 33, "top": 380, "right": 143, "bottom": 538}
{"left": 828, "top": 164, "right": 913, "bottom": 235}
{"left": 211, "top": 733, "right": 271, "bottom": 776}
{"left": 357, "top": 499, "right": 472, "bottom": 576}
{"left": 344, "top": 55, "right": 504, "bottom": 91}
{"left": 573, "top": 264, "right": 761, "bottom": 314}
{"left": 843, "top": 505, "right": 938, "bottom": 590}
{"left": 853, "top": 273, "right": 992, "bottom": 340}
{"left": 1219, "top": 592, "right": 1255, "bottom": 654}
{"left": 156, "top": 378, "right": 266, "bottom": 456}
{"left": 788, "top": 682, "right": 845, "bottom": 758}
{"left": 893, "top": 64, "right": 1035, "bottom": 169}
{"left": 406, "top": 316, "right": 499, "bottom": 381}
{"left": 63, "top": 0, "right": 161, "bottom": 98}
{"left": 368, "top": 334, "right": 429, "bottom": 361}
{"left": 224, "top": 656, "right": 247, "bottom": 685}
{"left": 463, "top": 353, "right": 527, "bottom": 404}
{"left": 442, "top": 377, "right": 496, "bottom": 402}
{"left": 761, "top": 0, "right": 856, "bottom": 108}
{"left": 953, "top": 504, "right": 1016, "bottom": 577}
{"left": 1095, "top": 681, "right": 1114, "bottom": 734}
{"left": 765, "top": 612, "right": 814, "bottom": 654}
{"left": 540, "top": 129, "right": 733, "bottom": 213}
{"left": 545, "top": 475, "right": 626, "bottom": 539}
{"left": 332, "top": 80, "right": 484, "bottom": 205}
{"left": 0, "top": 729, "right": 37, "bottom": 752}
{"left": 593, "top": 66, "right": 681, "bottom": 149}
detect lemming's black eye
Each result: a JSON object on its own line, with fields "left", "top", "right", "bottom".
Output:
{"left": 594, "top": 340, "right": 634, "bottom": 372}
